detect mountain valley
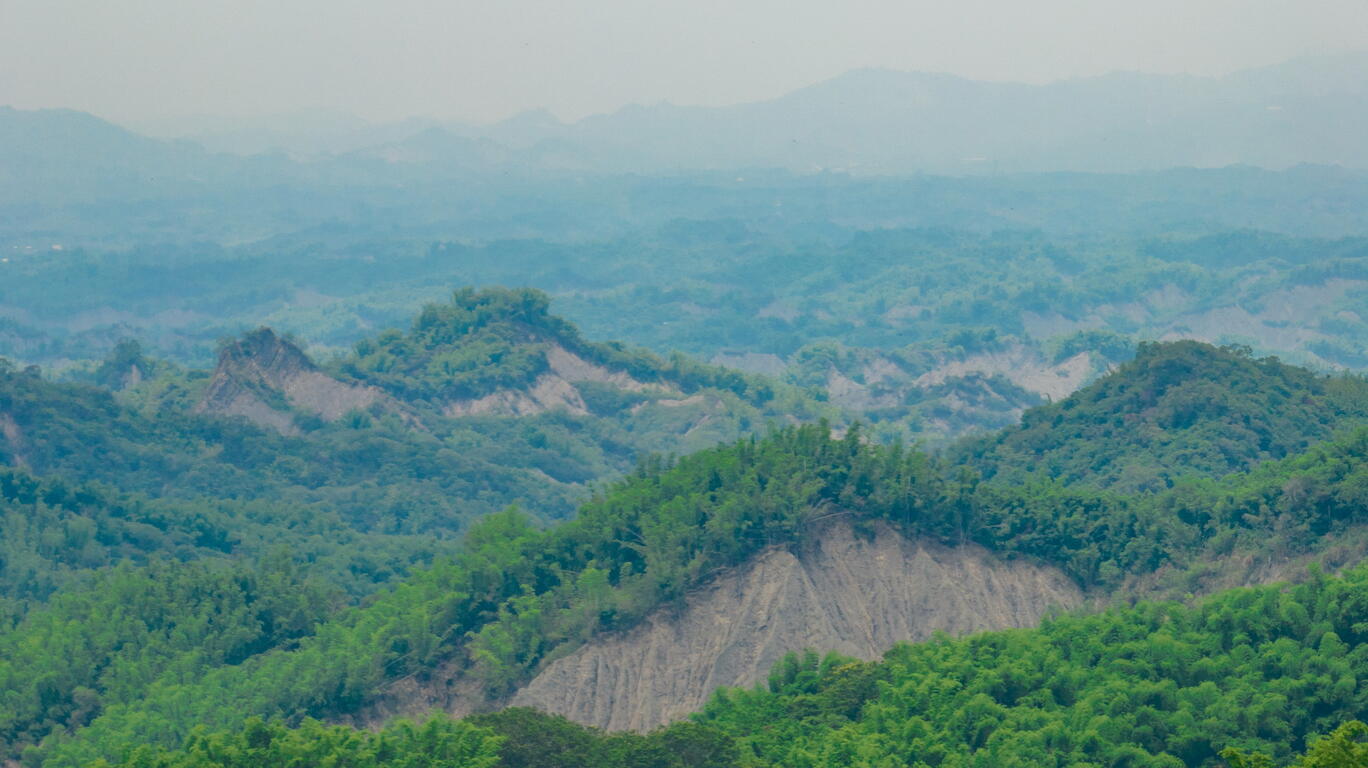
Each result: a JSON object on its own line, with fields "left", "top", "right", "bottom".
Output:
{"left": 6, "top": 332, "right": 1368, "bottom": 766}
{"left": 5, "top": 43, "right": 1368, "bottom": 766}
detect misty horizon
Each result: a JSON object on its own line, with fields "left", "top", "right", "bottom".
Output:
{"left": 5, "top": 0, "right": 1368, "bottom": 126}
{"left": 110, "top": 47, "right": 1368, "bottom": 133}
{"left": 7, "top": 4, "right": 1368, "bottom": 766}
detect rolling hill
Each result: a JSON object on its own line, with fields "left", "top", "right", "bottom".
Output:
{"left": 0, "top": 288, "right": 833, "bottom": 616}
{"left": 10, "top": 341, "right": 1368, "bottom": 766}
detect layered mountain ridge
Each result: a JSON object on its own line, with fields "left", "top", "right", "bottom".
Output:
{"left": 41, "top": 52, "right": 1368, "bottom": 174}
{"left": 5, "top": 319, "right": 1368, "bottom": 766}
{"left": 189, "top": 288, "right": 826, "bottom": 446}
{"left": 8, "top": 46, "right": 1368, "bottom": 766}
{"left": 5, "top": 54, "right": 1368, "bottom": 218}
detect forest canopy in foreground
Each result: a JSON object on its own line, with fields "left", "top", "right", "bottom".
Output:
{"left": 88, "top": 566, "right": 1368, "bottom": 768}
{"left": 5, "top": 340, "right": 1368, "bottom": 766}
{"left": 17, "top": 408, "right": 1368, "bottom": 766}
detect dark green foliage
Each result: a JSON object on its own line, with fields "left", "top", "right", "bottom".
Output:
{"left": 0, "top": 465, "right": 448, "bottom": 623}
{"left": 115, "top": 708, "right": 739, "bottom": 768}
{"left": 32, "top": 410, "right": 1368, "bottom": 765}
{"left": 0, "top": 360, "right": 600, "bottom": 533}
{"left": 8, "top": 336, "right": 1368, "bottom": 765}
{"left": 27, "top": 424, "right": 945, "bottom": 765}
{"left": 959, "top": 341, "right": 1368, "bottom": 492}
{"left": 0, "top": 294, "right": 838, "bottom": 762}
{"left": 0, "top": 558, "right": 338, "bottom": 753}
{"left": 696, "top": 567, "right": 1368, "bottom": 767}
{"left": 338, "top": 287, "right": 782, "bottom": 408}
{"left": 573, "top": 381, "right": 652, "bottom": 416}
{"left": 466, "top": 709, "right": 600, "bottom": 768}
{"left": 342, "top": 288, "right": 564, "bottom": 401}
{"left": 0, "top": 291, "right": 832, "bottom": 595}
{"left": 0, "top": 430, "right": 464, "bottom": 621}
{"left": 0, "top": 470, "right": 198, "bottom": 612}
{"left": 0, "top": 290, "right": 825, "bottom": 551}
{"left": 89, "top": 340, "right": 154, "bottom": 392}
{"left": 90, "top": 716, "right": 502, "bottom": 768}
{"left": 92, "top": 571, "right": 1368, "bottom": 768}
{"left": 966, "top": 423, "right": 1368, "bottom": 588}
{"left": 1047, "top": 328, "right": 1136, "bottom": 364}
{"left": 467, "top": 709, "right": 738, "bottom": 768}
{"left": 1223, "top": 721, "right": 1368, "bottom": 768}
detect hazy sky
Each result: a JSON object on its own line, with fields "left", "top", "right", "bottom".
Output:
{"left": 3, "top": 0, "right": 1367, "bottom": 125}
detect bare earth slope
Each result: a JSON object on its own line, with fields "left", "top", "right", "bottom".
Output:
{"left": 443, "top": 344, "right": 666, "bottom": 417}
{"left": 509, "top": 521, "right": 1083, "bottom": 730}
{"left": 195, "top": 328, "right": 384, "bottom": 434}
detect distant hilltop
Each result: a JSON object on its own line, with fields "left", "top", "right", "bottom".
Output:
{"left": 4, "top": 51, "right": 1368, "bottom": 201}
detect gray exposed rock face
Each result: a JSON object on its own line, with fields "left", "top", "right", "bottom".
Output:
{"left": 443, "top": 344, "right": 667, "bottom": 417}
{"left": 195, "top": 328, "right": 382, "bottom": 434}
{"left": 0, "top": 411, "right": 27, "bottom": 468}
{"left": 509, "top": 521, "right": 1083, "bottom": 731}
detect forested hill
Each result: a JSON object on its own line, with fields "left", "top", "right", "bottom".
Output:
{"left": 36, "top": 421, "right": 1368, "bottom": 767}
{"left": 693, "top": 566, "right": 1368, "bottom": 767}
{"left": 64, "top": 564, "right": 1368, "bottom": 766}
{"left": 23, "top": 407, "right": 1368, "bottom": 765}
{"left": 8, "top": 217, "right": 1368, "bottom": 447}
{"left": 956, "top": 340, "right": 1368, "bottom": 492}
{"left": 184, "top": 287, "right": 829, "bottom": 436}
{"left": 6, "top": 338, "right": 1368, "bottom": 765}
{"left": 117, "top": 566, "right": 1368, "bottom": 768}
{"left": 0, "top": 288, "right": 835, "bottom": 613}
{"left": 0, "top": 290, "right": 829, "bottom": 762}
{"left": 330, "top": 287, "right": 793, "bottom": 412}
{"left": 2, "top": 288, "right": 830, "bottom": 522}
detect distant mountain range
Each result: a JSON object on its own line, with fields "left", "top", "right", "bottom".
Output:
{"left": 146, "top": 52, "right": 1368, "bottom": 171}
{"left": 3, "top": 52, "right": 1368, "bottom": 205}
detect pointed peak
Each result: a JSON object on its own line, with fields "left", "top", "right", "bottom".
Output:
{"left": 216, "top": 327, "right": 316, "bottom": 374}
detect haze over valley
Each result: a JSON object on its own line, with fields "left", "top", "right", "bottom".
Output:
{"left": 4, "top": 4, "right": 1368, "bottom": 766}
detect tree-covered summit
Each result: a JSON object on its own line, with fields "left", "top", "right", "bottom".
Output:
{"left": 958, "top": 341, "right": 1368, "bottom": 492}
{"left": 81, "top": 566, "right": 1368, "bottom": 768}
{"left": 336, "top": 287, "right": 780, "bottom": 407}
{"left": 24, "top": 409, "right": 1368, "bottom": 765}
{"left": 339, "top": 288, "right": 582, "bottom": 402}
{"left": 8, "top": 333, "right": 1368, "bottom": 766}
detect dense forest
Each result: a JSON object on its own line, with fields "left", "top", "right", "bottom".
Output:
{"left": 5, "top": 339, "right": 1367, "bottom": 766}
{"left": 5, "top": 42, "right": 1368, "bottom": 768}
{"left": 694, "top": 567, "right": 1368, "bottom": 767}
{"left": 76, "top": 567, "right": 1368, "bottom": 767}
{"left": 3, "top": 164, "right": 1368, "bottom": 768}
{"left": 331, "top": 287, "right": 795, "bottom": 412}
{"left": 956, "top": 340, "right": 1368, "bottom": 492}
{"left": 0, "top": 289, "right": 832, "bottom": 606}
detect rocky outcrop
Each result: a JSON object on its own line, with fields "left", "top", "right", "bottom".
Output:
{"left": 709, "top": 352, "right": 787, "bottom": 377}
{"left": 445, "top": 375, "right": 590, "bottom": 418}
{"left": 913, "top": 349, "right": 1094, "bottom": 402}
{"left": 809, "top": 345, "right": 1101, "bottom": 431}
{"left": 0, "top": 411, "right": 27, "bottom": 468}
{"left": 509, "top": 521, "right": 1083, "bottom": 731}
{"left": 444, "top": 344, "right": 668, "bottom": 417}
{"left": 544, "top": 346, "right": 654, "bottom": 391}
{"left": 825, "top": 368, "right": 901, "bottom": 411}
{"left": 195, "top": 328, "right": 383, "bottom": 434}
{"left": 118, "top": 362, "right": 145, "bottom": 390}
